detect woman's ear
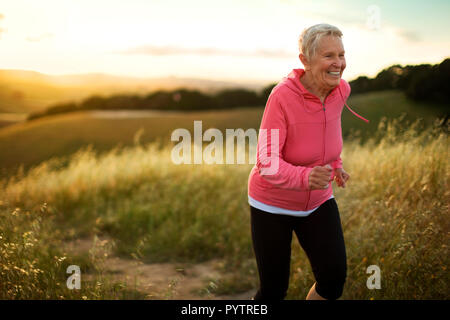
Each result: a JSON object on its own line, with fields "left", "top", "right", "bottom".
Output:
{"left": 299, "top": 53, "right": 310, "bottom": 71}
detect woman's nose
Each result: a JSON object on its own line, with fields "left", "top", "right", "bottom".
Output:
{"left": 332, "top": 59, "right": 342, "bottom": 68}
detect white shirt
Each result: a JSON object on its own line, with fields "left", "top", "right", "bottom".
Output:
{"left": 248, "top": 194, "right": 334, "bottom": 217}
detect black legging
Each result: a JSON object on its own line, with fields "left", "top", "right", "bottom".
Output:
{"left": 250, "top": 197, "right": 347, "bottom": 300}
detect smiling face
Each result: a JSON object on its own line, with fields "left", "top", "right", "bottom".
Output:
{"left": 300, "top": 35, "right": 346, "bottom": 93}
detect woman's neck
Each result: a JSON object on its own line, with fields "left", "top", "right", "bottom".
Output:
{"left": 300, "top": 71, "right": 332, "bottom": 103}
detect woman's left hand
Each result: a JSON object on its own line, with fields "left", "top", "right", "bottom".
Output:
{"left": 334, "top": 168, "right": 350, "bottom": 188}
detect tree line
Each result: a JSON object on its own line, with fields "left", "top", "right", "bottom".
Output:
{"left": 349, "top": 58, "right": 449, "bottom": 103}
{"left": 27, "top": 86, "right": 276, "bottom": 121}
{"left": 27, "top": 58, "right": 449, "bottom": 121}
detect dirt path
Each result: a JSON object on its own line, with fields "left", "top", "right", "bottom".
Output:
{"left": 64, "top": 236, "right": 256, "bottom": 300}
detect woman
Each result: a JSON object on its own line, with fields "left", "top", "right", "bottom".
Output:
{"left": 247, "top": 23, "right": 369, "bottom": 300}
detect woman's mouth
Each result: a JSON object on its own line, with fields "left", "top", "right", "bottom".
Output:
{"left": 327, "top": 71, "right": 341, "bottom": 77}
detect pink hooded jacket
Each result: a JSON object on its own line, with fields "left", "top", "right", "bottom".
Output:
{"left": 247, "top": 68, "right": 369, "bottom": 211}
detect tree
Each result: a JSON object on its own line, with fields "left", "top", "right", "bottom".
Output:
{"left": 214, "top": 88, "right": 261, "bottom": 109}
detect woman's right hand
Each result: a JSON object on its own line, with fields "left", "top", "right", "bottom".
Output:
{"left": 308, "top": 165, "right": 333, "bottom": 190}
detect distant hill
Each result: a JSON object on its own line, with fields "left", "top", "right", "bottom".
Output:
{"left": 0, "top": 69, "right": 270, "bottom": 114}
{"left": 0, "top": 90, "right": 447, "bottom": 180}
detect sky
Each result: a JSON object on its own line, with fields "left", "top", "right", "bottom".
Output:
{"left": 0, "top": 0, "right": 449, "bottom": 83}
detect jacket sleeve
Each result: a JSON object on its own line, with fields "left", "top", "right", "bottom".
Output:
{"left": 331, "top": 157, "right": 343, "bottom": 170}
{"left": 256, "top": 93, "right": 313, "bottom": 191}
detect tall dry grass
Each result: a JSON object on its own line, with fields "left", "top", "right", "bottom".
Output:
{"left": 0, "top": 116, "right": 448, "bottom": 299}
{"left": 289, "top": 117, "right": 449, "bottom": 299}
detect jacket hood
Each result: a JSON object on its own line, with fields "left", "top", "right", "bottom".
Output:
{"left": 282, "top": 68, "right": 312, "bottom": 97}
{"left": 278, "top": 68, "right": 369, "bottom": 123}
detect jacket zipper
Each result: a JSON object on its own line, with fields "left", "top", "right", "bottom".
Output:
{"left": 304, "top": 101, "right": 327, "bottom": 211}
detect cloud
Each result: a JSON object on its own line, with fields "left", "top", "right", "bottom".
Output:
{"left": 301, "top": 9, "right": 365, "bottom": 27}
{"left": 115, "top": 45, "right": 294, "bottom": 59}
{"left": 0, "top": 13, "right": 4, "bottom": 38}
{"left": 395, "top": 28, "right": 421, "bottom": 43}
{"left": 26, "top": 32, "right": 54, "bottom": 42}
{"left": 289, "top": 3, "right": 422, "bottom": 44}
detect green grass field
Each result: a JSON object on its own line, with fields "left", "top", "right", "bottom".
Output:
{"left": 0, "top": 107, "right": 264, "bottom": 180}
{"left": 0, "top": 98, "right": 448, "bottom": 299}
{"left": 0, "top": 89, "right": 448, "bottom": 299}
{"left": 0, "top": 90, "right": 447, "bottom": 181}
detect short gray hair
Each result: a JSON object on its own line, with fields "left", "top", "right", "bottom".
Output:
{"left": 298, "top": 24, "right": 343, "bottom": 60}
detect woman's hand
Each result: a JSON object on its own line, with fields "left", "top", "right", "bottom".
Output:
{"left": 334, "top": 168, "right": 350, "bottom": 188}
{"left": 308, "top": 165, "right": 333, "bottom": 190}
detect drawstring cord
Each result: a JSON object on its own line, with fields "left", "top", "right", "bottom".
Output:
{"left": 338, "top": 86, "right": 370, "bottom": 123}
{"left": 297, "top": 80, "right": 370, "bottom": 123}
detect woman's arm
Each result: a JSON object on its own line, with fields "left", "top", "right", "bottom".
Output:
{"left": 331, "top": 157, "right": 343, "bottom": 170}
{"left": 334, "top": 168, "right": 350, "bottom": 188}
{"left": 256, "top": 93, "right": 313, "bottom": 191}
